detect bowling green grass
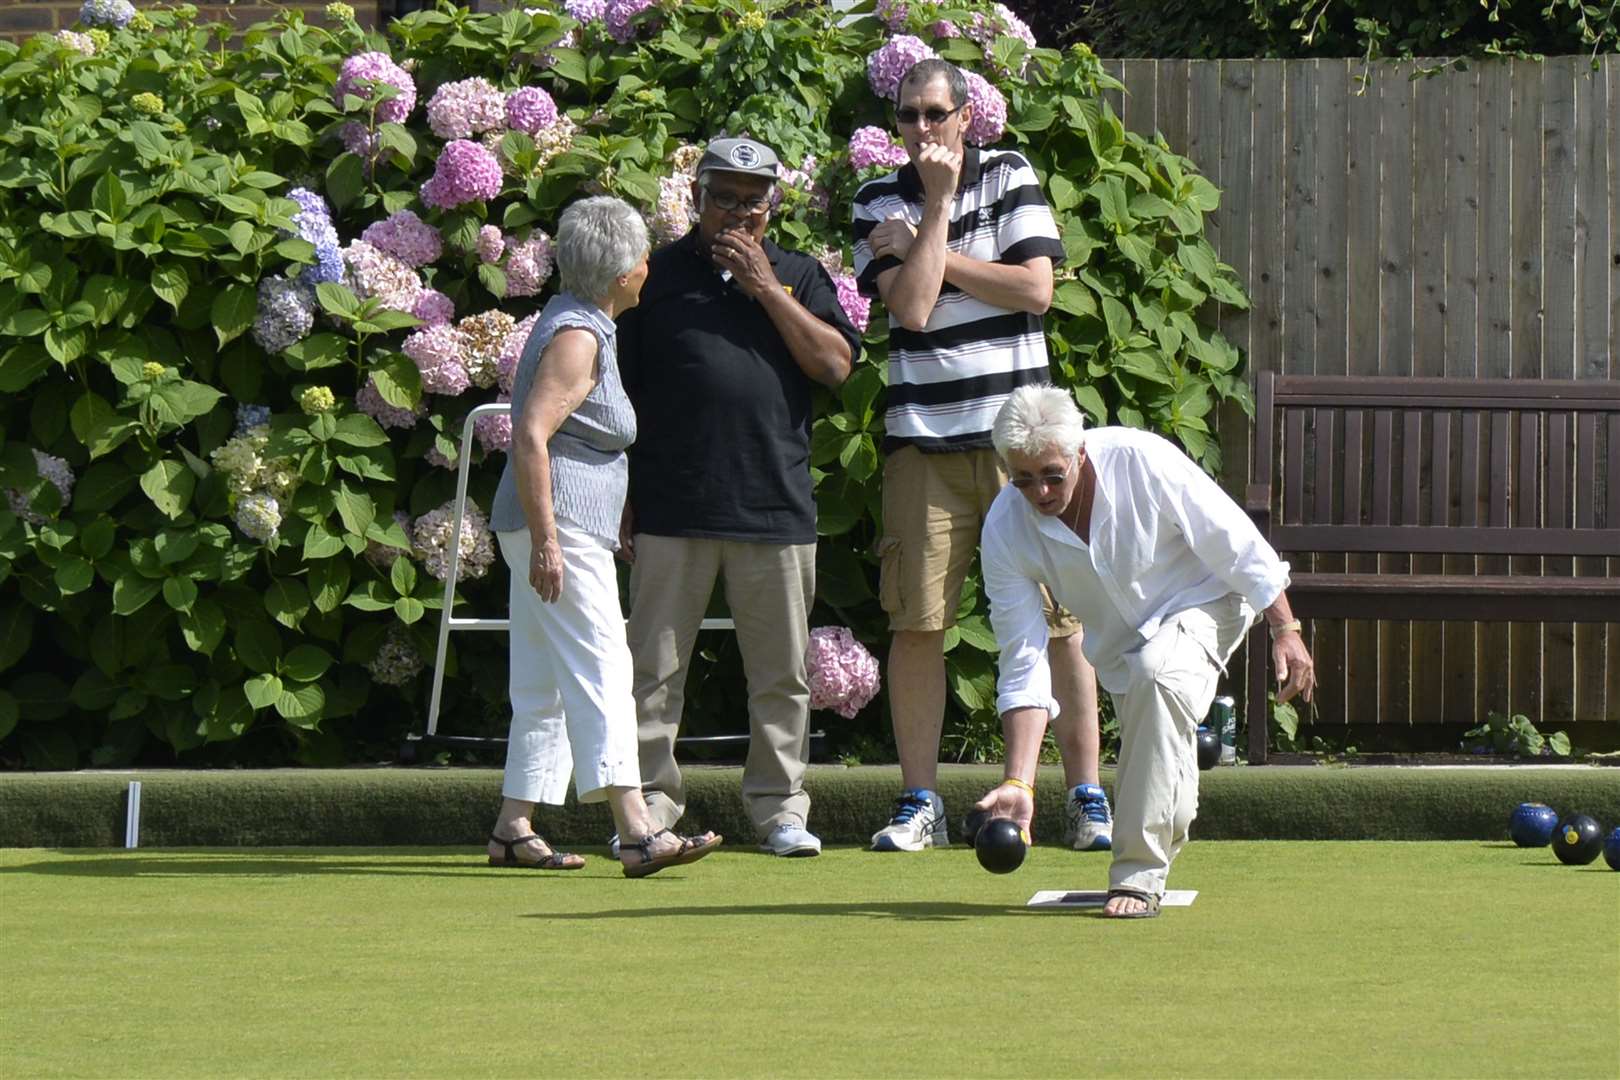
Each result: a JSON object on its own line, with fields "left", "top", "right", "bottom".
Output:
{"left": 2, "top": 843, "right": 1615, "bottom": 1079}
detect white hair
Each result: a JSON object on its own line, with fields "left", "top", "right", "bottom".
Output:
{"left": 992, "top": 384, "right": 1088, "bottom": 460}
{"left": 555, "top": 195, "right": 649, "bottom": 303}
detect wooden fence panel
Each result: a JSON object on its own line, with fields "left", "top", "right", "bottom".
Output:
{"left": 1143, "top": 56, "right": 1618, "bottom": 731}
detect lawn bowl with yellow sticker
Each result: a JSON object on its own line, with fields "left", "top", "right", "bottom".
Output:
{"left": 975, "top": 817, "right": 1030, "bottom": 874}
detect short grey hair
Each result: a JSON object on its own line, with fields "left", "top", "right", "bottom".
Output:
{"left": 898, "top": 58, "right": 968, "bottom": 108}
{"left": 555, "top": 195, "right": 649, "bottom": 303}
{"left": 992, "top": 384, "right": 1088, "bottom": 460}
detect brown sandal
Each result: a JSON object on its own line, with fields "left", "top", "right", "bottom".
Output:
{"left": 488, "top": 833, "right": 585, "bottom": 870}
{"left": 620, "top": 828, "right": 722, "bottom": 878}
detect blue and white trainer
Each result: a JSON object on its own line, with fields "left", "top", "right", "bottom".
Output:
{"left": 1064, "top": 783, "right": 1112, "bottom": 851}
{"left": 870, "top": 788, "right": 948, "bottom": 851}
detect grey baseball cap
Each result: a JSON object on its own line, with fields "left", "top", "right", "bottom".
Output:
{"left": 696, "top": 137, "right": 780, "bottom": 180}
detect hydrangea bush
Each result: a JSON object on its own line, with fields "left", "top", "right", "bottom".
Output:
{"left": 0, "top": 0, "right": 1248, "bottom": 768}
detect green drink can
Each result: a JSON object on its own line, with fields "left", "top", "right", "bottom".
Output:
{"left": 1211, "top": 695, "right": 1237, "bottom": 764}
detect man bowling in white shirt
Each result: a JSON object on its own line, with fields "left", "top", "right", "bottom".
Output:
{"left": 971, "top": 385, "right": 1315, "bottom": 918}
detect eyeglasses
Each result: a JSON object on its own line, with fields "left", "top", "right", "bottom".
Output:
{"left": 1008, "top": 458, "right": 1073, "bottom": 490}
{"left": 703, "top": 190, "right": 772, "bottom": 215}
{"left": 895, "top": 103, "right": 965, "bottom": 127}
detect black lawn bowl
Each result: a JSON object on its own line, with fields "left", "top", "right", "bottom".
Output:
{"left": 1508, "top": 802, "right": 1560, "bottom": 848}
{"left": 1604, "top": 826, "right": 1620, "bottom": 872}
{"left": 960, "top": 807, "right": 989, "bottom": 847}
{"left": 974, "top": 817, "right": 1028, "bottom": 875}
{"left": 1551, "top": 814, "right": 1604, "bottom": 866}
{"left": 1196, "top": 726, "right": 1220, "bottom": 771}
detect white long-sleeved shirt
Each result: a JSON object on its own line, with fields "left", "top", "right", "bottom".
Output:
{"left": 983, "top": 426, "right": 1291, "bottom": 710}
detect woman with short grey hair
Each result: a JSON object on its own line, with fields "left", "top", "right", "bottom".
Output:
{"left": 485, "top": 196, "right": 722, "bottom": 877}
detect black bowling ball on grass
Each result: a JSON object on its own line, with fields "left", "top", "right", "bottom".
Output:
{"left": 974, "top": 817, "right": 1029, "bottom": 874}
{"left": 1551, "top": 814, "right": 1603, "bottom": 865}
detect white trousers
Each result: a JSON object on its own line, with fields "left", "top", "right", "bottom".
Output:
{"left": 497, "top": 524, "right": 642, "bottom": 805}
{"left": 1109, "top": 594, "right": 1255, "bottom": 897}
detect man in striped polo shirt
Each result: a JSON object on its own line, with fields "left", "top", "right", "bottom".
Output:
{"left": 852, "top": 58, "right": 1113, "bottom": 854}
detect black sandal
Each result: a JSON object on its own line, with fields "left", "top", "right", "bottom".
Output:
{"left": 1103, "top": 888, "right": 1161, "bottom": 918}
{"left": 488, "top": 833, "right": 585, "bottom": 870}
{"left": 620, "top": 827, "right": 722, "bottom": 878}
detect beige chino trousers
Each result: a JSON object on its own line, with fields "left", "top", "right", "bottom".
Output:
{"left": 627, "top": 534, "right": 816, "bottom": 839}
{"left": 1109, "top": 594, "right": 1256, "bottom": 898}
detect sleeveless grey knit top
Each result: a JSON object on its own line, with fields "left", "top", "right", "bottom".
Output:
{"left": 489, "top": 292, "right": 635, "bottom": 546}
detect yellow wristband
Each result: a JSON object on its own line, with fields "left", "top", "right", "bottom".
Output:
{"left": 1270, "top": 619, "right": 1303, "bottom": 639}
{"left": 1000, "top": 777, "right": 1035, "bottom": 796}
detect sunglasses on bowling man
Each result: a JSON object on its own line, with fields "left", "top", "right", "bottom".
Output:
{"left": 895, "top": 103, "right": 965, "bottom": 126}
{"left": 1008, "top": 458, "right": 1073, "bottom": 490}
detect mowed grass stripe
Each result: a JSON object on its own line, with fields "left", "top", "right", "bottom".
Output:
{"left": 2, "top": 843, "right": 1615, "bottom": 1078}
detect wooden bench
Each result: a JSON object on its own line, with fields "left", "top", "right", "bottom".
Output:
{"left": 1242, "top": 373, "right": 1620, "bottom": 763}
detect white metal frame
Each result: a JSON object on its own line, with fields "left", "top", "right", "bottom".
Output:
{"left": 422, "top": 403, "right": 733, "bottom": 740}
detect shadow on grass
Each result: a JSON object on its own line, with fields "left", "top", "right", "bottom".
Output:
{"left": 0, "top": 852, "right": 584, "bottom": 880}
{"left": 527, "top": 901, "right": 1052, "bottom": 921}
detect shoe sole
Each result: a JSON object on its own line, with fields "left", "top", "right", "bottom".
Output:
{"left": 1072, "top": 836, "right": 1113, "bottom": 852}
{"left": 760, "top": 844, "right": 821, "bottom": 857}
{"left": 870, "top": 831, "right": 949, "bottom": 852}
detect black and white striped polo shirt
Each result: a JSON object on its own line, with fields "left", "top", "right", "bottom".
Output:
{"left": 852, "top": 146, "right": 1066, "bottom": 453}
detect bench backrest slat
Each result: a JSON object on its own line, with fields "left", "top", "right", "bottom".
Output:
{"left": 1253, "top": 373, "right": 1620, "bottom": 560}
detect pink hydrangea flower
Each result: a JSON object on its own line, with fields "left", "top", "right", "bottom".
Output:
{"left": 650, "top": 173, "right": 695, "bottom": 244}
{"left": 403, "top": 324, "right": 471, "bottom": 396}
{"left": 964, "top": 71, "right": 1007, "bottom": 147}
{"left": 503, "top": 230, "right": 555, "bottom": 297}
{"left": 604, "top": 0, "right": 656, "bottom": 42}
{"left": 967, "top": 3, "right": 1036, "bottom": 50}
{"left": 476, "top": 225, "right": 505, "bottom": 264}
{"left": 361, "top": 209, "right": 442, "bottom": 268}
{"left": 343, "top": 240, "right": 425, "bottom": 313}
{"left": 425, "top": 77, "right": 507, "bottom": 141}
{"left": 834, "top": 273, "right": 870, "bottom": 333}
{"left": 420, "top": 140, "right": 504, "bottom": 210}
{"left": 340, "top": 122, "right": 377, "bottom": 157}
{"left": 412, "top": 289, "right": 456, "bottom": 327}
{"left": 334, "top": 51, "right": 416, "bottom": 124}
{"left": 425, "top": 444, "right": 458, "bottom": 470}
{"left": 498, "top": 313, "right": 538, "bottom": 393}
{"left": 805, "top": 626, "right": 881, "bottom": 719}
{"left": 457, "top": 309, "right": 515, "bottom": 389}
{"left": 867, "top": 34, "right": 936, "bottom": 100}
{"left": 849, "top": 125, "right": 910, "bottom": 171}
{"left": 356, "top": 375, "right": 427, "bottom": 430}
{"left": 505, "top": 86, "right": 559, "bottom": 134}
{"left": 475, "top": 395, "right": 513, "bottom": 453}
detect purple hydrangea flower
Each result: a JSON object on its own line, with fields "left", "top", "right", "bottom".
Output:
{"left": 361, "top": 209, "right": 443, "bottom": 268}
{"left": 848, "top": 125, "right": 910, "bottom": 171}
{"left": 604, "top": 0, "right": 656, "bottom": 43}
{"left": 505, "top": 86, "right": 559, "bottom": 135}
{"left": 476, "top": 225, "right": 505, "bottom": 265}
{"left": 403, "top": 324, "right": 471, "bottom": 396}
{"left": 356, "top": 376, "right": 427, "bottom": 430}
{"left": 334, "top": 51, "right": 417, "bottom": 125}
{"left": 867, "top": 34, "right": 936, "bottom": 100}
{"left": 420, "top": 140, "right": 504, "bottom": 210}
{"left": 474, "top": 395, "right": 513, "bottom": 453}
{"left": 79, "top": 0, "right": 135, "bottom": 29}
{"left": 426, "top": 77, "right": 507, "bottom": 141}
{"left": 368, "top": 624, "right": 425, "bottom": 686}
{"left": 875, "top": 0, "right": 908, "bottom": 31}
{"left": 929, "top": 19, "right": 960, "bottom": 39}
{"left": 412, "top": 289, "right": 456, "bottom": 327}
{"left": 834, "top": 273, "right": 870, "bottom": 333}
{"left": 963, "top": 70, "right": 1007, "bottom": 146}
{"left": 342, "top": 241, "right": 425, "bottom": 313}
{"left": 6, "top": 450, "right": 76, "bottom": 524}
{"left": 498, "top": 313, "right": 538, "bottom": 394}
{"left": 501, "top": 230, "right": 554, "bottom": 297}
{"left": 412, "top": 500, "right": 496, "bottom": 580}
{"left": 563, "top": 0, "right": 606, "bottom": 22}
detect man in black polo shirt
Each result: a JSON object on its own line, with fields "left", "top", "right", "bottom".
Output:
{"left": 618, "top": 137, "right": 861, "bottom": 857}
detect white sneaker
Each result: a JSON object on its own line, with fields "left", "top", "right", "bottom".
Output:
{"left": 608, "top": 833, "right": 620, "bottom": 858}
{"left": 1063, "top": 784, "right": 1113, "bottom": 851}
{"left": 759, "top": 823, "right": 822, "bottom": 857}
{"left": 870, "top": 789, "right": 948, "bottom": 851}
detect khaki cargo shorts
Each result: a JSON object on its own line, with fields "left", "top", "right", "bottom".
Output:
{"left": 877, "top": 445, "right": 1080, "bottom": 637}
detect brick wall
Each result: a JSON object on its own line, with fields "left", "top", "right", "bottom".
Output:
{"left": 0, "top": 0, "right": 391, "bottom": 41}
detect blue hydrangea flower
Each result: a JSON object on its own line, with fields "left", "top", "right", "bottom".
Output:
{"left": 234, "top": 404, "right": 272, "bottom": 434}
{"left": 286, "top": 187, "right": 345, "bottom": 286}
{"left": 80, "top": 0, "right": 136, "bottom": 29}
{"left": 251, "top": 276, "right": 317, "bottom": 354}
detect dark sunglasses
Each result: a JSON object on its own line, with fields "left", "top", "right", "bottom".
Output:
{"left": 704, "top": 190, "right": 771, "bottom": 215}
{"left": 1008, "top": 459, "right": 1073, "bottom": 490}
{"left": 895, "top": 103, "right": 965, "bottom": 126}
